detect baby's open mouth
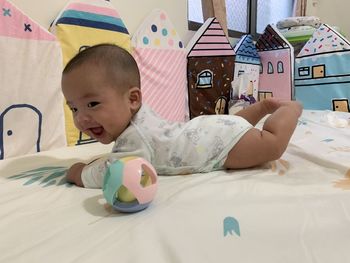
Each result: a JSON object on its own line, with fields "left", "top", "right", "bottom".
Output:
{"left": 89, "top": 127, "right": 104, "bottom": 136}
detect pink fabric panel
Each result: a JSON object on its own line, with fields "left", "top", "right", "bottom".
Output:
{"left": 0, "top": 0, "right": 55, "bottom": 41}
{"left": 133, "top": 47, "right": 188, "bottom": 122}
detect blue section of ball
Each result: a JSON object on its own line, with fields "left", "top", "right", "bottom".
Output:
{"left": 112, "top": 200, "right": 151, "bottom": 213}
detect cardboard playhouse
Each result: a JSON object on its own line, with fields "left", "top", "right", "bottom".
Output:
{"left": 294, "top": 24, "right": 350, "bottom": 112}
{"left": 132, "top": 9, "right": 188, "bottom": 122}
{"left": 256, "top": 24, "right": 294, "bottom": 101}
{"left": 186, "top": 17, "right": 235, "bottom": 119}
{"left": 0, "top": 0, "right": 66, "bottom": 159}
{"left": 50, "top": 0, "right": 131, "bottom": 146}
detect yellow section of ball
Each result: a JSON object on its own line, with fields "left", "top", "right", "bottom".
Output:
{"left": 116, "top": 174, "right": 152, "bottom": 202}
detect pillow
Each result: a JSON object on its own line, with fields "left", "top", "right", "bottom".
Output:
{"left": 295, "top": 24, "right": 350, "bottom": 111}
{"left": 131, "top": 9, "right": 188, "bottom": 122}
{"left": 186, "top": 17, "right": 235, "bottom": 118}
{"left": 50, "top": 0, "right": 131, "bottom": 146}
{"left": 0, "top": 0, "right": 66, "bottom": 159}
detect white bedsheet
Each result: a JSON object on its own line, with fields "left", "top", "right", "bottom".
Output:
{"left": 1, "top": 110, "right": 350, "bottom": 263}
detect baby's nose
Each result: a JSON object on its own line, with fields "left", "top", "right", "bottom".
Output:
{"left": 76, "top": 112, "right": 91, "bottom": 124}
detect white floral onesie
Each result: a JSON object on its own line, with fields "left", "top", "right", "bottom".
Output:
{"left": 82, "top": 104, "right": 253, "bottom": 188}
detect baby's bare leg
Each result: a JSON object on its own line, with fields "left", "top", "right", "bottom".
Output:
{"left": 234, "top": 98, "right": 281, "bottom": 126}
{"left": 224, "top": 101, "right": 302, "bottom": 169}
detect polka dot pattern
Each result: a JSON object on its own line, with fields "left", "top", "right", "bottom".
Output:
{"left": 132, "top": 9, "right": 183, "bottom": 49}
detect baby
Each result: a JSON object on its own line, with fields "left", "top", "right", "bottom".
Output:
{"left": 62, "top": 44, "right": 302, "bottom": 188}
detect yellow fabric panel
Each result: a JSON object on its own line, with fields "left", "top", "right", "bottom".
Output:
{"left": 57, "top": 24, "right": 131, "bottom": 66}
{"left": 56, "top": 24, "right": 131, "bottom": 146}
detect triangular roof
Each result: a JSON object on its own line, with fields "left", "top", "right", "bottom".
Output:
{"left": 256, "top": 24, "right": 291, "bottom": 51}
{"left": 0, "top": 0, "right": 55, "bottom": 41}
{"left": 234, "top": 34, "right": 260, "bottom": 65}
{"left": 131, "top": 9, "right": 184, "bottom": 50}
{"left": 297, "top": 24, "right": 350, "bottom": 58}
{"left": 187, "top": 17, "right": 234, "bottom": 57}
{"left": 52, "top": 0, "right": 129, "bottom": 35}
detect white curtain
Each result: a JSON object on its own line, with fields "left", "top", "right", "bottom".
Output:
{"left": 293, "top": 0, "right": 307, "bottom": 16}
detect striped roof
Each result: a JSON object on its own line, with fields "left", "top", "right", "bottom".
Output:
{"left": 55, "top": 2, "right": 128, "bottom": 34}
{"left": 234, "top": 34, "right": 260, "bottom": 65}
{"left": 256, "top": 24, "right": 290, "bottom": 51}
{"left": 187, "top": 17, "right": 234, "bottom": 57}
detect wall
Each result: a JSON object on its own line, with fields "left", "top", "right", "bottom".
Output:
{"left": 10, "top": 0, "right": 194, "bottom": 44}
{"left": 307, "top": 0, "right": 350, "bottom": 37}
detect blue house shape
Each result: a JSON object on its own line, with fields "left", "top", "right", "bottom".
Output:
{"left": 294, "top": 24, "right": 350, "bottom": 112}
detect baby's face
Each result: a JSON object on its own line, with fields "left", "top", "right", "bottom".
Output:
{"left": 62, "top": 64, "right": 133, "bottom": 144}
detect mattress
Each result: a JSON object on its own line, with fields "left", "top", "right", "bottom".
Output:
{"left": 1, "top": 110, "right": 350, "bottom": 263}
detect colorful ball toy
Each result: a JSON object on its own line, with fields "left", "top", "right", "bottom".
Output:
{"left": 102, "top": 157, "right": 158, "bottom": 213}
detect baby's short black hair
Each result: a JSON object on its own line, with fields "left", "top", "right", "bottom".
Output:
{"left": 63, "top": 44, "right": 140, "bottom": 90}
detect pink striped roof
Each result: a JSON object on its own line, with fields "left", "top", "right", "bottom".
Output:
{"left": 188, "top": 17, "right": 234, "bottom": 57}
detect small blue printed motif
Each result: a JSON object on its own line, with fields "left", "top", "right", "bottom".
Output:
{"left": 143, "top": 36, "right": 149, "bottom": 45}
{"left": 9, "top": 166, "right": 71, "bottom": 187}
{"left": 151, "top": 24, "right": 157, "bottom": 32}
{"left": 223, "top": 216, "right": 240, "bottom": 237}
{"left": 162, "top": 28, "right": 168, "bottom": 36}
{"left": 321, "top": 138, "right": 334, "bottom": 143}
{"left": 2, "top": 8, "right": 11, "bottom": 16}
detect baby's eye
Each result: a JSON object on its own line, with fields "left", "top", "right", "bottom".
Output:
{"left": 87, "top": 102, "right": 100, "bottom": 108}
{"left": 70, "top": 107, "right": 77, "bottom": 113}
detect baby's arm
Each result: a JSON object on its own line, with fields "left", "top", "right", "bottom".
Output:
{"left": 224, "top": 100, "right": 302, "bottom": 169}
{"left": 66, "top": 162, "right": 86, "bottom": 187}
{"left": 66, "top": 158, "right": 108, "bottom": 188}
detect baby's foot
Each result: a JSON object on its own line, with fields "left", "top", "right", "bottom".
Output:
{"left": 260, "top": 98, "right": 282, "bottom": 115}
{"left": 280, "top": 100, "right": 303, "bottom": 117}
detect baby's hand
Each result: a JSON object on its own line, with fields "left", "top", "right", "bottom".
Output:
{"left": 66, "top": 162, "right": 86, "bottom": 187}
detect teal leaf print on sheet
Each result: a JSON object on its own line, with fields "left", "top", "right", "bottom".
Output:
{"left": 321, "top": 138, "right": 334, "bottom": 143}
{"left": 223, "top": 216, "right": 240, "bottom": 237}
{"left": 9, "top": 166, "right": 71, "bottom": 187}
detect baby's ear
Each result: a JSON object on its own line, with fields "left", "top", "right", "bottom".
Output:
{"left": 128, "top": 87, "right": 142, "bottom": 111}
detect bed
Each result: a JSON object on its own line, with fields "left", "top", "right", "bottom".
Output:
{"left": 1, "top": 109, "right": 349, "bottom": 263}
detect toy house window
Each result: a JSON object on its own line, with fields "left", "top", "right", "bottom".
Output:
{"left": 259, "top": 63, "right": 263, "bottom": 74}
{"left": 238, "top": 70, "right": 245, "bottom": 76}
{"left": 188, "top": 0, "right": 294, "bottom": 39}
{"left": 298, "top": 67, "right": 310, "bottom": 76}
{"left": 267, "top": 62, "right": 274, "bottom": 74}
{"left": 277, "top": 61, "right": 284, "bottom": 73}
{"left": 196, "top": 70, "right": 213, "bottom": 89}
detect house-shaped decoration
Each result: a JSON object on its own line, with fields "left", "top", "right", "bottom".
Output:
{"left": 50, "top": 0, "right": 131, "bottom": 146}
{"left": 132, "top": 9, "right": 188, "bottom": 122}
{"left": 0, "top": 0, "right": 66, "bottom": 159}
{"left": 233, "top": 34, "right": 260, "bottom": 101}
{"left": 294, "top": 24, "right": 350, "bottom": 112}
{"left": 256, "top": 24, "right": 294, "bottom": 101}
{"left": 187, "top": 17, "right": 235, "bottom": 118}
